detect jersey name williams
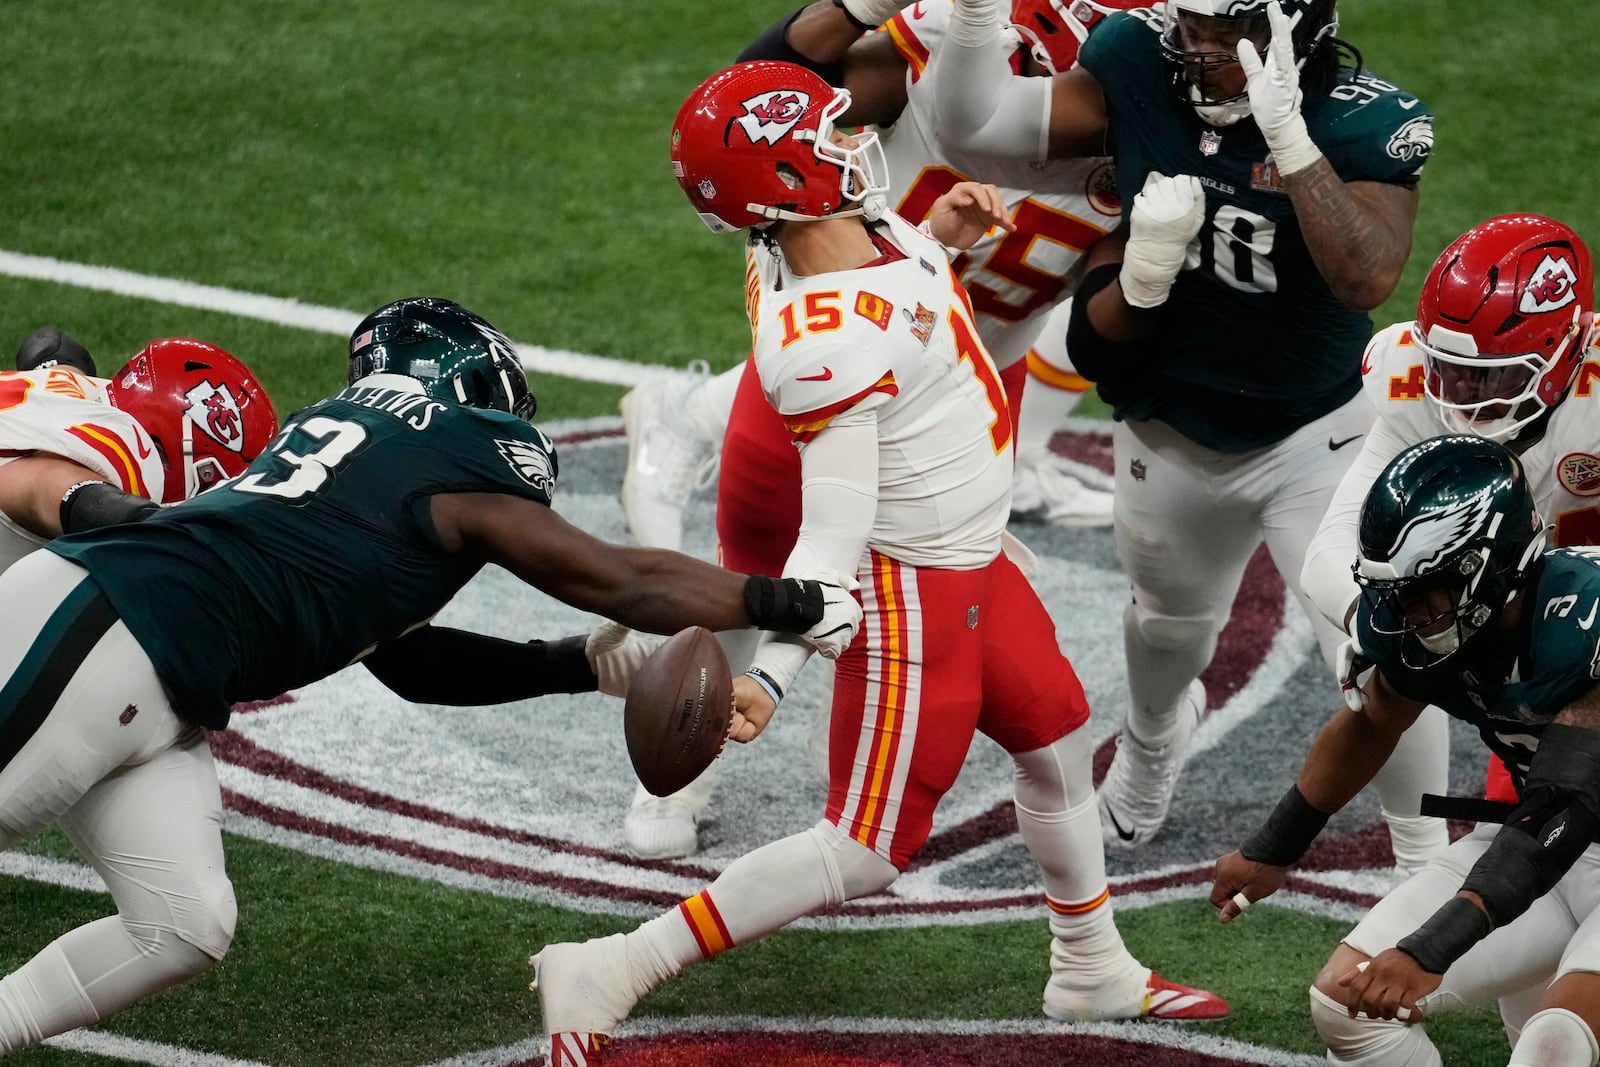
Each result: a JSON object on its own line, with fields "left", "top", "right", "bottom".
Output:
{"left": 344, "top": 386, "right": 448, "bottom": 431}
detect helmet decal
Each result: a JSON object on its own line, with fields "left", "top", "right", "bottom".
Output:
{"left": 1521, "top": 252, "right": 1580, "bottom": 313}
{"left": 184, "top": 380, "right": 246, "bottom": 453}
{"left": 733, "top": 89, "right": 812, "bottom": 146}
{"left": 1382, "top": 494, "right": 1494, "bottom": 578}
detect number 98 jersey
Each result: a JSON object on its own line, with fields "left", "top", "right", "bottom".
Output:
{"left": 49, "top": 382, "right": 558, "bottom": 728}
{"left": 1078, "top": 10, "right": 1432, "bottom": 452}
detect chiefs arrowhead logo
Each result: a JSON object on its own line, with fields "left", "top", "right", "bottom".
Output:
{"left": 733, "top": 89, "right": 811, "bottom": 146}
{"left": 185, "top": 380, "right": 245, "bottom": 453}
{"left": 1520, "top": 252, "right": 1579, "bottom": 314}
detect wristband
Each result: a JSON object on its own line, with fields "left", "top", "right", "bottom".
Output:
{"left": 1394, "top": 896, "right": 1493, "bottom": 975}
{"left": 743, "top": 667, "right": 785, "bottom": 706}
{"left": 831, "top": 0, "right": 875, "bottom": 32}
{"left": 60, "top": 480, "right": 159, "bottom": 534}
{"left": 743, "top": 575, "right": 824, "bottom": 633}
{"left": 1239, "top": 785, "right": 1332, "bottom": 867}
{"left": 1263, "top": 114, "right": 1322, "bottom": 176}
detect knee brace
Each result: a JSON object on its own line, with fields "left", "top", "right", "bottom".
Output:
{"left": 1011, "top": 728, "right": 1095, "bottom": 811}
{"left": 1124, "top": 601, "right": 1218, "bottom": 653}
{"left": 809, "top": 821, "right": 898, "bottom": 901}
{"left": 1310, "top": 984, "right": 1442, "bottom": 1067}
{"left": 171, "top": 872, "right": 237, "bottom": 961}
{"left": 1509, "top": 1008, "right": 1600, "bottom": 1067}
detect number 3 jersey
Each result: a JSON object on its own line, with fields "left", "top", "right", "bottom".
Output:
{"left": 1078, "top": 10, "right": 1432, "bottom": 452}
{"left": 48, "top": 381, "right": 558, "bottom": 728}
{"left": 748, "top": 210, "right": 1012, "bottom": 570}
{"left": 0, "top": 367, "right": 166, "bottom": 572}
{"left": 879, "top": 0, "right": 1119, "bottom": 371}
{"left": 1357, "top": 548, "right": 1600, "bottom": 791}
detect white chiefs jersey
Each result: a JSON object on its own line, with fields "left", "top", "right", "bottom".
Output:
{"left": 1363, "top": 322, "right": 1600, "bottom": 546}
{"left": 0, "top": 366, "right": 165, "bottom": 572}
{"left": 748, "top": 211, "right": 1012, "bottom": 569}
{"left": 1303, "top": 322, "right": 1600, "bottom": 628}
{"left": 877, "top": 0, "right": 1119, "bottom": 370}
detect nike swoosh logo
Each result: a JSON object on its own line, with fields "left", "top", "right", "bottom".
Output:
{"left": 1328, "top": 434, "right": 1363, "bottom": 451}
{"left": 1581, "top": 599, "right": 1598, "bottom": 631}
{"left": 797, "top": 368, "right": 834, "bottom": 382}
{"left": 1399, "top": 98, "right": 1420, "bottom": 110}
{"left": 130, "top": 424, "right": 153, "bottom": 460}
{"left": 1105, "top": 804, "right": 1137, "bottom": 842}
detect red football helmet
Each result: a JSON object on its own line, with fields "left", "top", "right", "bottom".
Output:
{"left": 106, "top": 338, "right": 280, "bottom": 502}
{"left": 670, "top": 61, "right": 889, "bottom": 233}
{"left": 1011, "top": 0, "right": 1149, "bottom": 74}
{"left": 1416, "top": 214, "right": 1595, "bottom": 443}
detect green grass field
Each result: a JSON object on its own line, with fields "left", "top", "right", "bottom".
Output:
{"left": 2, "top": 1, "right": 1598, "bottom": 1064}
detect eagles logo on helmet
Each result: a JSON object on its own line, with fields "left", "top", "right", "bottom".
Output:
{"left": 1414, "top": 214, "right": 1595, "bottom": 443}
{"left": 105, "top": 338, "right": 279, "bottom": 503}
{"left": 1355, "top": 435, "right": 1547, "bottom": 671}
{"left": 670, "top": 61, "right": 889, "bottom": 234}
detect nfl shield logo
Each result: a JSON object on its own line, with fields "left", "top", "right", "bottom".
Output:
{"left": 1199, "top": 130, "right": 1222, "bottom": 156}
{"left": 966, "top": 605, "right": 979, "bottom": 629}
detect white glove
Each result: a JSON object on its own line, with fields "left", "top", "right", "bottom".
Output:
{"left": 1119, "top": 172, "right": 1206, "bottom": 309}
{"left": 1236, "top": 1, "right": 1322, "bottom": 175}
{"left": 1336, "top": 634, "right": 1374, "bottom": 712}
{"left": 795, "top": 567, "right": 863, "bottom": 659}
{"left": 837, "top": 0, "right": 916, "bottom": 31}
{"left": 584, "top": 622, "right": 662, "bottom": 698}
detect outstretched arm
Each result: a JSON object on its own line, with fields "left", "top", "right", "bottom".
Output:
{"left": 1211, "top": 670, "right": 1425, "bottom": 920}
{"left": 931, "top": 0, "right": 1106, "bottom": 160}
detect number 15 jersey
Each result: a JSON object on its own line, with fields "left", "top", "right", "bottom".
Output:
{"left": 748, "top": 211, "right": 1012, "bottom": 570}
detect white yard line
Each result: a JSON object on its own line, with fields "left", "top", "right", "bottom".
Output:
{"left": 0, "top": 249, "right": 684, "bottom": 387}
{"left": 44, "top": 1030, "right": 272, "bottom": 1066}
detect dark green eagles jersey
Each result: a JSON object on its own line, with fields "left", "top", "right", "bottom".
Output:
{"left": 1356, "top": 550, "right": 1600, "bottom": 792}
{"left": 49, "top": 384, "right": 559, "bottom": 729}
{"left": 1078, "top": 11, "right": 1432, "bottom": 452}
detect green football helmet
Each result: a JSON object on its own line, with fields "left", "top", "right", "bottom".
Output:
{"left": 1355, "top": 435, "right": 1546, "bottom": 669}
{"left": 348, "top": 297, "right": 536, "bottom": 420}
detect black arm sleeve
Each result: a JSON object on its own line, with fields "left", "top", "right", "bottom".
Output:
{"left": 59, "top": 480, "right": 159, "bottom": 533}
{"left": 1064, "top": 263, "right": 1155, "bottom": 386}
{"left": 738, "top": 6, "right": 848, "bottom": 86}
{"left": 362, "top": 626, "right": 598, "bottom": 706}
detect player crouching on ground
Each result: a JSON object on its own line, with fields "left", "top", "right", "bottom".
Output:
{"left": 1213, "top": 435, "right": 1600, "bottom": 1067}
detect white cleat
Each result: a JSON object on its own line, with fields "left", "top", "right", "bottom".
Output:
{"left": 618, "top": 361, "right": 719, "bottom": 551}
{"left": 1010, "top": 455, "right": 1114, "bottom": 528}
{"left": 622, "top": 773, "right": 715, "bottom": 860}
{"left": 530, "top": 933, "right": 647, "bottom": 1064}
{"left": 1097, "top": 680, "right": 1205, "bottom": 847}
{"left": 1044, "top": 959, "right": 1230, "bottom": 1022}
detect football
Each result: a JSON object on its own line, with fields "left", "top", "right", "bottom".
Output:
{"left": 624, "top": 626, "right": 733, "bottom": 797}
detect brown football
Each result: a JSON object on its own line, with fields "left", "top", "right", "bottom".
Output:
{"left": 624, "top": 626, "right": 733, "bottom": 797}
